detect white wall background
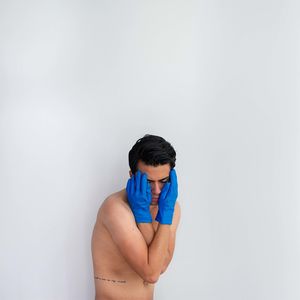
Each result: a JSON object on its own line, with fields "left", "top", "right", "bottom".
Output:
{"left": 0, "top": 0, "right": 299, "bottom": 299}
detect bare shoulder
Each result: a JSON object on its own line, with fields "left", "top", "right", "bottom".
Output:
{"left": 101, "top": 189, "right": 128, "bottom": 209}
{"left": 98, "top": 189, "right": 134, "bottom": 226}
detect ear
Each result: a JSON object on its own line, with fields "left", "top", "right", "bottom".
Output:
{"left": 129, "top": 170, "right": 132, "bottom": 177}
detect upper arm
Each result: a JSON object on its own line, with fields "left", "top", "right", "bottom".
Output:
{"left": 101, "top": 198, "right": 154, "bottom": 282}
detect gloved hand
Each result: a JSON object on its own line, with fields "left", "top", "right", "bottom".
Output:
{"left": 126, "top": 170, "right": 152, "bottom": 223}
{"left": 155, "top": 169, "right": 178, "bottom": 225}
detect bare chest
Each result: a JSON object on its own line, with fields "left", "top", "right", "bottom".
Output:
{"left": 91, "top": 206, "right": 158, "bottom": 299}
{"left": 92, "top": 209, "right": 158, "bottom": 274}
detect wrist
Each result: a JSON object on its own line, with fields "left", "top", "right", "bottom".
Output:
{"left": 132, "top": 207, "right": 152, "bottom": 223}
{"left": 155, "top": 208, "right": 174, "bottom": 225}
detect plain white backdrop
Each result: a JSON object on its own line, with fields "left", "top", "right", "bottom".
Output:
{"left": 0, "top": 0, "right": 299, "bottom": 299}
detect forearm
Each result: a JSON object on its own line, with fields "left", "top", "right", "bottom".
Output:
{"left": 147, "top": 224, "right": 171, "bottom": 282}
{"left": 138, "top": 223, "right": 170, "bottom": 272}
{"left": 137, "top": 223, "right": 155, "bottom": 246}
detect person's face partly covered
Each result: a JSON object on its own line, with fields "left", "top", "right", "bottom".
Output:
{"left": 130, "top": 160, "right": 171, "bottom": 205}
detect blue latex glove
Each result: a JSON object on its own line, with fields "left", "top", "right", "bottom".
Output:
{"left": 126, "top": 170, "right": 152, "bottom": 223}
{"left": 155, "top": 169, "right": 178, "bottom": 225}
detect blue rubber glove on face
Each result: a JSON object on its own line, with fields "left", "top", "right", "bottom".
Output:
{"left": 126, "top": 170, "right": 152, "bottom": 223}
{"left": 155, "top": 169, "right": 178, "bottom": 225}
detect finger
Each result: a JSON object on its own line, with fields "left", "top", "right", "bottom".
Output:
{"left": 146, "top": 181, "right": 152, "bottom": 203}
{"left": 146, "top": 182, "right": 151, "bottom": 196}
{"left": 170, "top": 168, "right": 177, "bottom": 183}
{"left": 141, "top": 173, "right": 147, "bottom": 194}
{"left": 159, "top": 182, "right": 170, "bottom": 200}
{"left": 126, "top": 177, "right": 133, "bottom": 195}
{"left": 131, "top": 173, "right": 136, "bottom": 193}
{"left": 169, "top": 169, "right": 178, "bottom": 189}
{"left": 135, "top": 170, "right": 141, "bottom": 193}
{"left": 126, "top": 178, "right": 130, "bottom": 194}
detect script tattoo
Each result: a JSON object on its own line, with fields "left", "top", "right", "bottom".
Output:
{"left": 94, "top": 276, "right": 126, "bottom": 284}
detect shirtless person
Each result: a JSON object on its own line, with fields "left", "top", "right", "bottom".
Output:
{"left": 91, "top": 134, "right": 181, "bottom": 300}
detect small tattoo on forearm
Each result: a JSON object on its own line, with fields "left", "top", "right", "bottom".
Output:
{"left": 94, "top": 276, "right": 126, "bottom": 284}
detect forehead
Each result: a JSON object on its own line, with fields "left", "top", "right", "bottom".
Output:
{"left": 137, "top": 161, "right": 170, "bottom": 180}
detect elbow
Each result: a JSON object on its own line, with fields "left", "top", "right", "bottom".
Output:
{"left": 144, "top": 268, "right": 161, "bottom": 284}
{"left": 142, "top": 272, "right": 159, "bottom": 284}
{"left": 143, "top": 256, "right": 169, "bottom": 284}
{"left": 145, "top": 274, "right": 160, "bottom": 284}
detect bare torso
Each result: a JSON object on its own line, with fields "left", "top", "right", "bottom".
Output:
{"left": 91, "top": 189, "right": 160, "bottom": 300}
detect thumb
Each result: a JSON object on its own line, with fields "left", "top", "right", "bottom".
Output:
{"left": 158, "top": 182, "right": 170, "bottom": 201}
{"left": 146, "top": 182, "right": 152, "bottom": 199}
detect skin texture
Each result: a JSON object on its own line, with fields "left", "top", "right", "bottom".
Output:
{"left": 91, "top": 162, "right": 181, "bottom": 300}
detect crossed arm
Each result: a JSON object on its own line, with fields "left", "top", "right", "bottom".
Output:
{"left": 103, "top": 199, "right": 181, "bottom": 283}
{"left": 137, "top": 202, "right": 181, "bottom": 274}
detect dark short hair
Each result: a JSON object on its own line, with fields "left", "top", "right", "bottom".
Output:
{"left": 128, "top": 134, "right": 176, "bottom": 174}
